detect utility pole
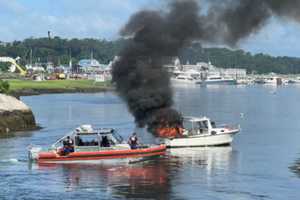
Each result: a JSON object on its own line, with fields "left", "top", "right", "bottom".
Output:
{"left": 30, "top": 49, "right": 33, "bottom": 67}
{"left": 48, "top": 31, "right": 51, "bottom": 40}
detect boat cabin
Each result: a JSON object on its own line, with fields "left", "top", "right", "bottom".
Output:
{"left": 51, "top": 125, "right": 129, "bottom": 152}
{"left": 183, "top": 117, "right": 217, "bottom": 136}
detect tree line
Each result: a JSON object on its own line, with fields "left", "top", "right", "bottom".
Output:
{"left": 1, "top": 37, "right": 300, "bottom": 74}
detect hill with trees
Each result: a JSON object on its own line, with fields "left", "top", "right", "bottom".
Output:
{"left": 180, "top": 43, "right": 300, "bottom": 74}
{"left": 1, "top": 37, "right": 300, "bottom": 74}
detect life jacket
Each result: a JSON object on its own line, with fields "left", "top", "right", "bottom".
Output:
{"left": 129, "top": 136, "right": 138, "bottom": 145}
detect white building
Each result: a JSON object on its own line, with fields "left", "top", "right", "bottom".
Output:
{"left": 220, "top": 68, "right": 247, "bottom": 79}
{"left": 78, "top": 59, "right": 109, "bottom": 72}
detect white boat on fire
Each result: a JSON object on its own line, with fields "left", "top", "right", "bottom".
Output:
{"left": 163, "top": 116, "right": 240, "bottom": 148}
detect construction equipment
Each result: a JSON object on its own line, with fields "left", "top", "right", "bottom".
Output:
{"left": 0, "top": 57, "right": 27, "bottom": 76}
{"left": 57, "top": 73, "right": 66, "bottom": 79}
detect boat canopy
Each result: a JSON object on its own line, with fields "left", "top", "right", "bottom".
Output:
{"left": 183, "top": 116, "right": 210, "bottom": 123}
{"left": 51, "top": 125, "right": 123, "bottom": 149}
{"left": 74, "top": 124, "right": 114, "bottom": 135}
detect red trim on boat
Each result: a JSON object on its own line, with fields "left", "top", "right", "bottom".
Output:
{"left": 37, "top": 145, "right": 166, "bottom": 163}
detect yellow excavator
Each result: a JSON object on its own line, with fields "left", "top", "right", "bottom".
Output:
{"left": 0, "top": 56, "right": 27, "bottom": 76}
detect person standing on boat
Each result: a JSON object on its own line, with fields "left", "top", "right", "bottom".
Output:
{"left": 101, "top": 136, "right": 110, "bottom": 147}
{"left": 63, "top": 136, "right": 74, "bottom": 154}
{"left": 128, "top": 133, "right": 139, "bottom": 149}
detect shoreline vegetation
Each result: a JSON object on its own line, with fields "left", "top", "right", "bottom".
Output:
{"left": 6, "top": 79, "right": 114, "bottom": 97}
{"left": 1, "top": 37, "right": 300, "bottom": 74}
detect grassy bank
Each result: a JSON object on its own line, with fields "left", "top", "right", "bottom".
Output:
{"left": 7, "top": 79, "right": 113, "bottom": 96}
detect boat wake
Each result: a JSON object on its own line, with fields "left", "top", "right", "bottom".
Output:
{"left": 0, "top": 157, "right": 29, "bottom": 164}
{"left": 0, "top": 158, "right": 20, "bottom": 164}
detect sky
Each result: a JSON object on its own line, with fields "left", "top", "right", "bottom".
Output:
{"left": 1, "top": 0, "right": 300, "bottom": 58}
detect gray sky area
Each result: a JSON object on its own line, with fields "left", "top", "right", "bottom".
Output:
{"left": 1, "top": 0, "right": 300, "bottom": 57}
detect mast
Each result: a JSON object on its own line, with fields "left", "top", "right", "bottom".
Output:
{"left": 69, "top": 48, "right": 72, "bottom": 68}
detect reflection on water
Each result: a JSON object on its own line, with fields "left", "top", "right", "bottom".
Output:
{"left": 0, "top": 131, "right": 34, "bottom": 139}
{"left": 32, "top": 158, "right": 174, "bottom": 199}
{"left": 168, "top": 147, "right": 237, "bottom": 174}
{"left": 290, "top": 158, "right": 300, "bottom": 178}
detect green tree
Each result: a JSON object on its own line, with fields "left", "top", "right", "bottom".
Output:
{"left": 0, "top": 63, "right": 10, "bottom": 72}
{"left": 0, "top": 80, "right": 10, "bottom": 94}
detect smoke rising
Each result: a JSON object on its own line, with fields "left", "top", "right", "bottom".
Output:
{"left": 206, "top": 0, "right": 300, "bottom": 45}
{"left": 112, "top": 0, "right": 300, "bottom": 132}
{"left": 112, "top": 0, "right": 201, "bottom": 129}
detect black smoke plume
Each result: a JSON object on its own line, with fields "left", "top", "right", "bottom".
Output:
{"left": 112, "top": 0, "right": 201, "bottom": 130}
{"left": 204, "top": 0, "right": 300, "bottom": 45}
{"left": 112, "top": 0, "right": 300, "bottom": 132}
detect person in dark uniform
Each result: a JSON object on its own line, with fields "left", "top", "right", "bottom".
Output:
{"left": 101, "top": 136, "right": 110, "bottom": 147}
{"left": 63, "top": 136, "right": 74, "bottom": 154}
{"left": 128, "top": 133, "right": 139, "bottom": 149}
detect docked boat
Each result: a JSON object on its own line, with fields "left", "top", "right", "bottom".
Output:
{"left": 199, "top": 75, "right": 237, "bottom": 85}
{"left": 28, "top": 125, "right": 166, "bottom": 163}
{"left": 264, "top": 77, "right": 282, "bottom": 85}
{"left": 288, "top": 77, "right": 300, "bottom": 84}
{"left": 171, "top": 69, "right": 201, "bottom": 84}
{"left": 236, "top": 78, "right": 254, "bottom": 85}
{"left": 162, "top": 116, "right": 240, "bottom": 148}
{"left": 171, "top": 74, "right": 198, "bottom": 84}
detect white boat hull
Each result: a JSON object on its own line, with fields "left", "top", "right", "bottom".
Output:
{"left": 171, "top": 78, "right": 198, "bottom": 84}
{"left": 200, "top": 79, "right": 237, "bottom": 85}
{"left": 163, "top": 132, "right": 236, "bottom": 148}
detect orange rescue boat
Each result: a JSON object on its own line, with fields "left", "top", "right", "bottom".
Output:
{"left": 28, "top": 125, "right": 166, "bottom": 164}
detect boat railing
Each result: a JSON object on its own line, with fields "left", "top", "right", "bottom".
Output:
{"left": 218, "top": 124, "right": 240, "bottom": 130}
{"left": 50, "top": 131, "right": 74, "bottom": 149}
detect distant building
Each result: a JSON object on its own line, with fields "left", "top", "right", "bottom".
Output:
{"left": 0, "top": 41, "right": 8, "bottom": 47}
{"left": 220, "top": 68, "right": 247, "bottom": 79}
{"left": 78, "top": 59, "right": 108, "bottom": 72}
{"left": 25, "top": 63, "right": 45, "bottom": 72}
{"left": 46, "top": 62, "right": 54, "bottom": 72}
{"left": 55, "top": 65, "right": 71, "bottom": 74}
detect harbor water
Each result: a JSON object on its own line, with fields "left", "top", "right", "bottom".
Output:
{"left": 1, "top": 84, "right": 300, "bottom": 199}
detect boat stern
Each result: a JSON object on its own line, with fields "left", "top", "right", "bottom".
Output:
{"left": 28, "top": 146, "right": 42, "bottom": 161}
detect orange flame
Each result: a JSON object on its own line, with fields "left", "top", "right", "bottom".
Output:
{"left": 156, "top": 127, "right": 184, "bottom": 138}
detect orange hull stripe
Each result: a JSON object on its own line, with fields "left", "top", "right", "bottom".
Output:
{"left": 38, "top": 151, "right": 165, "bottom": 163}
{"left": 38, "top": 146, "right": 166, "bottom": 162}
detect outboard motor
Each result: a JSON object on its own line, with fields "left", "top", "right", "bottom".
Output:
{"left": 28, "top": 146, "right": 42, "bottom": 161}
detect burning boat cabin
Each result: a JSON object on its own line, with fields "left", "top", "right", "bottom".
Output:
{"left": 161, "top": 116, "right": 240, "bottom": 148}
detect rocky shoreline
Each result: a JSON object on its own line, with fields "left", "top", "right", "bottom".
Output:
{"left": 0, "top": 94, "right": 37, "bottom": 135}
{"left": 0, "top": 110, "right": 37, "bottom": 134}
